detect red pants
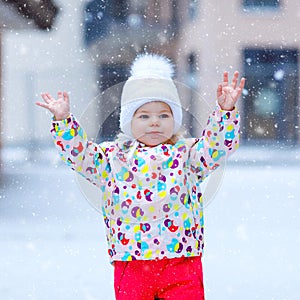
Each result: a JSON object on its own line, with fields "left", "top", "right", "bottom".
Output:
{"left": 114, "top": 256, "right": 204, "bottom": 300}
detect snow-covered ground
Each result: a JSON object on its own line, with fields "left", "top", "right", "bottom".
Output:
{"left": 1, "top": 146, "right": 300, "bottom": 300}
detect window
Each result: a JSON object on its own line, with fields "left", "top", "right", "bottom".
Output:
{"left": 185, "top": 53, "right": 198, "bottom": 137}
{"left": 188, "top": 0, "right": 199, "bottom": 20}
{"left": 84, "top": 0, "right": 129, "bottom": 46}
{"left": 96, "top": 64, "right": 129, "bottom": 142}
{"left": 187, "top": 53, "right": 197, "bottom": 88}
{"left": 108, "top": 0, "right": 129, "bottom": 21}
{"left": 84, "top": 0, "right": 107, "bottom": 46}
{"left": 243, "top": 48, "right": 299, "bottom": 144}
{"left": 243, "top": 0, "right": 280, "bottom": 8}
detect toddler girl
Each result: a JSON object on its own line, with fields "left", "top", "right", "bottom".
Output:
{"left": 36, "top": 54, "right": 245, "bottom": 300}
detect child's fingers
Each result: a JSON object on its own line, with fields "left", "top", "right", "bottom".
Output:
{"left": 235, "top": 78, "right": 246, "bottom": 100}
{"left": 234, "top": 78, "right": 245, "bottom": 101}
{"left": 57, "top": 91, "right": 63, "bottom": 99}
{"left": 234, "top": 88, "right": 242, "bottom": 100}
{"left": 239, "top": 77, "right": 246, "bottom": 90}
{"left": 35, "top": 101, "right": 48, "bottom": 109}
{"left": 41, "top": 93, "right": 52, "bottom": 104}
{"left": 63, "top": 91, "right": 70, "bottom": 103}
{"left": 46, "top": 93, "right": 55, "bottom": 100}
{"left": 223, "top": 71, "right": 229, "bottom": 85}
{"left": 231, "top": 71, "right": 239, "bottom": 89}
{"left": 236, "top": 82, "right": 245, "bottom": 100}
{"left": 217, "top": 84, "right": 223, "bottom": 98}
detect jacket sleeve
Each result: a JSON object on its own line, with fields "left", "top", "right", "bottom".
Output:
{"left": 189, "top": 105, "right": 240, "bottom": 182}
{"left": 51, "top": 114, "right": 110, "bottom": 187}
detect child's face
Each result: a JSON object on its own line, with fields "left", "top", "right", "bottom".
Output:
{"left": 131, "top": 101, "right": 174, "bottom": 146}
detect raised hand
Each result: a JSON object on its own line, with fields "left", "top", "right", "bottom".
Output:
{"left": 36, "top": 92, "right": 70, "bottom": 121}
{"left": 217, "top": 71, "right": 245, "bottom": 111}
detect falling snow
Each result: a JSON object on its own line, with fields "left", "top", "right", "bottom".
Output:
{"left": 1, "top": 0, "right": 300, "bottom": 299}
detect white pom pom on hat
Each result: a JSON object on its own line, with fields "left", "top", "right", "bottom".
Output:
{"left": 120, "top": 53, "right": 182, "bottom": 137}
{"left": 130, "top": 53, "right": 175, "bottom": 79}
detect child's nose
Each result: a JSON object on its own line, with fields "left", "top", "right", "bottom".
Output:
{"left": 150, "top": 116, "right": 160, "bottom": 126}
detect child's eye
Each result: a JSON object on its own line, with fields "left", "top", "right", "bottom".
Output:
{"left": 139, "top": 114, "right": 149, "bottom": 119}
{"left": 160, "top": 114, "right": 170, "bottom": 119}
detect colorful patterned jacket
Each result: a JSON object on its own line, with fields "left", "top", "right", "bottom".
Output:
{"left": 51, "top": 107, "right": 240, "bottom": 263}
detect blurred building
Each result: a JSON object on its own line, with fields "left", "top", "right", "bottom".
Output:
{"left": 0, "top": 0, "right": 58, "bottom": 153}
{"left": 178, "top": 0, "right": 299, "bottom": 146}
{"left": 1, "top": 1, "right": 97, "bottom": 156}
{"left": 83, "top": 0, "right": 300, "bottom": 145}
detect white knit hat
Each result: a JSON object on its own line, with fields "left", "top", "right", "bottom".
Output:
{"left": 120, "top": 54, "right": 182, "bottom": 137}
